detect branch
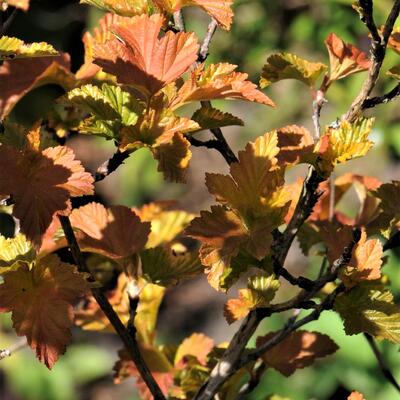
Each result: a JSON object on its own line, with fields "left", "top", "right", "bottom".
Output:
{"left": 0, "top": 338, "right": 27, "bottom": 360}
{"left": 58, "top": 216, "right": 166, "bottom": 400}
{"left": 357, "top": 0, "right": 381, "bottom": 44}
{"left": 198, "top": 19, "right": 218, "bottom": 62}
{"left": 362, "top": 82, "right": 400, "bottom": 109}
{"left": 364, "top": 333, "right": 400, "bottom": 394}
{"left": 236, "top": 361, "right": 267, "bottom": 400}
{"left": 312, "top": 90, "right": 327, "bottom": 140}
{"left": 344, "top": 0, "right": 400, "bottom": 122}
{"left": 95, "top": 149, "right": 131, "bottom": 182}
{"left": 0, "top": 7, "right": 18, "bottom": 36}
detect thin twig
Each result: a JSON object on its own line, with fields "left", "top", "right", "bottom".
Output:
{"left": 362, "top": 83, "right": 400, "bottom": 109}
{"left": 236, "top": 361, "right": 267, "bottom": 400}
{"left": 0, "top": 338, "right": 27, "bottom": 360}
{"left": 344, "top": 0, "right": 400, "bottom": 122}
{"left": 312, "top": 90, "right": 327, "bottom": 141}
{"left": 0, "top": 7, "right": 18, "bottom": 36}
{"left": 357, "top": 0, "right": 381, "bottom": 44}
{"left": 198, "top": 19, "right": 218, "bottom": 62}
{"left": 59, "top": 216, "right": 166, "bottom": 400}
{"left": 364, "top": 333, "right": 400, "bottom": 394}
{"left": 95, "top": 149, "right": 131, "bottom": 182}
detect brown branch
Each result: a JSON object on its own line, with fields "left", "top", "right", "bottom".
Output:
{"left": 357, "top": 0, "right": 381, "bottom": 44}
{"left": 0, "top": 7, "right": 18, "bottom": 36}
{"left": 312, "top": 90, "right": 327, "bottom": 140}
{"left": 95, "top": 149, "right": 131, "bottom": 182}
{"left": 236, "top": 361, "right": 267, "bottom": 399}
{"left": 364, "top": 333, "right": 400, "bottom": 394}
{"left": 344, "top": 0, "right": 400, "bottom": 122}
{"left": 198, "top": 19, "right": 218, "bottom": 62}
{"left": 362, "top": 83, "right": 400, "bottom": 109}
{"left": 58, "top": 216, "right": 166, "bottom": 400}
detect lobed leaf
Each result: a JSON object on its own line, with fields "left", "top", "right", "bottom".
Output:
{"left": 256, "top": 330, "right": 339, "bottom": 376}
{"left": 0, "top": 36, "right": 58, "bottom": 60}
{"left": 174, "top": 333, "right": 214, "bottom": 365}
{"left": 260, "top": 52, "right": 327, "bottom": 88}
{"left": 192, "top": 106, "right": 244, "bottom": 131}
{"left": 0, "top": 234, "right": 35, "bottom": 272}
{"left": 79, "top": 0, "right": 149, "bottom": 16}
{"left": 0, "top": 0, "right": 30, "bottom": 10}
{"left": 0, "top": 254, "right": 88, "bottom": 368}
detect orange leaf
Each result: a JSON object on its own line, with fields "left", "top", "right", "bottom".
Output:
{"left": 387, "top": 27, "right": 400, "bottom": 54}
{"left": 257, "top": 330, "right": 338, "bottom": 376}
{"left": 70, "top": 202, "right": 150, "bottom": 260}
{"left": 170, "top": 63, "right": 275, "bottom": 109}
{"left": 325, "top": 33, "right": 371, "bottom": 82}
{"left": 174, "top": 333, "right": 214, "bottom": 365}
{"left": 340, "top": 230, "right": 383, "bottom": 288}
{"left": 348, "top": 392, "right": 366, "bottom": 400}
{"left": 0, "top": 142, "right": 94, "bottom": 247}
{"left": 94, "top": 13, "right": 199, "bottom": 96}
{"left": 0, "top": 0, "right": 29, "bottom": 11}
{"left": 0, "top": 53, "right": 75, "bottom": 119}
{"left": 0, "top": 254, "right": 88, "bottom": 368}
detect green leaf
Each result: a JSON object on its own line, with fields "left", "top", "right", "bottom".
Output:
{"left": 64, "top": 83, "right": 142, "bottom": 140}
{"left": 334, "top": 283, "right": 400, "bottom": 343}
{"left": 0, "top": 36, "right": 58, "bottom": 60}
{"left": 191, "top": 106, "right": 244, "bottom": 131}
{"left": 0, "top": 234, "right": 35, "bottom": 272}
{"left": 260, "top": 52, "right": 327, "bottom": 88}
{"left": 140, "top": 246, "right": 203, "bottom": 286}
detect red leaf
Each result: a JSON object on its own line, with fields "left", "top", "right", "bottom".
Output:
{"left": 0, "top": 254, "right": 88, "bottom": 368}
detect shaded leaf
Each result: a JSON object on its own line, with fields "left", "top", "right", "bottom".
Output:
{"left": 256, "top": 330, "right": 338, "bottom": 376}
{"left": 260, "top": 53, "right": 327, "bottom": 88}
{"left": 192, "top": 106, "right": 244, "bottom": 131}
{"left": 70, "top": 202, "right": 150, "bottom": 260}
{"left": 0, "top": 142, "right": 94, "bottom": 247}
{"left": 174, "top": 333, "right": 214, "bottom": 365}
{"left": 335, "top": 284, "right": 400, "bottom": 343}
{"left": 171, "top": 63, "right": 275, "bottom": 108}
{"left": 94, "top": 13, "right": 199, "bottom": 96}
{"left": 140, "top": 246, "right": 203, "bottom": 286}
{"left": 325, "top": 33, "right": 371, "bottom": 82}
{"left": 0, "top": 254, "right": 88, "bottom": 368}
{"left": 0, "top": 36, "right": 58, "bottom": 60}
{"left": 387, "top": 27, "right": 400, "bottom": 55}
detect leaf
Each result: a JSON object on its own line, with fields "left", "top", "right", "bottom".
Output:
{"left": 70, "top": 203, "right": 150, "bottom": 260}
{"left": 224, "top": 274, "right": 280, "bottom": 324}
{"left": 0, "top": 36, "right": 58, "bottom": 60}
{"left": 314, "top": 118, "right": 374, "bottom": 176}
{"left": 260, "top": 53, "right": 327, "bottom": 88}
{"left": 174, "top": 333, "right": 214, "bottom": 365}
{"left": 0, "top": 234, "right": 35, "bottom": 272}
{"left": 348, "top": 392, "right": 365, "bottom": 400}
{"left": 94, "top": 13, "right": 199, "bottom": 96}
{"left": 325, "top": 33, "right": 370, "bottom": 82}
{"left": 154, "top": 0, "right": 233, "bottom": 30}
{"left": 140, "top": 246, "right": 203, "bottom": 286}
{"left": 256, "top": 330, "right": 338, "bottom": 376}
{"left": 64, "top": 83, "right": 142, "bottom": 140}
{"left": 339, "top": 230, "right": 383, "bottom": 289}
{"left": 170, "top": 63, "right": 275, "bottom": 108}
{"left": 334, "top": 284, "right": 400, "bottom": 343}
{"left": 80, "top": 0, "right": 149, "bottom": 16}
{"left": 0, "top": 53, "right": 75, "bottom": 120}
{"left": 0, "top": 0, "right": 30, "bottom": 10}
{"left": 276, "top": 125, "right": 314, "bottom": 166}
{"left": 387, "top": 27, "right": 400, "bottom": 55}
{"left": 387, "top": 65, "right": 400, "bottom": 80}
{"left": 0, "top": 254, "right": 88, "bottom": 368}
{"left": 0, "top": 141, "right": 94, "bottom": 247}
{"left": 192, "top": 106, "right": 244, "bottom": 131}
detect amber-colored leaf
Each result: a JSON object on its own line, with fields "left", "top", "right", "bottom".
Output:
{"left": 94, "top": 13, "right": 199, "bottom": 96}
{"left": 0, "top": 53, "right": 75, "bottom": 120}
{"left": 0, "top": 0, "right": 30, "bottom": 10}
{"left": 314, "top": 118, "right": 374, "bottom": 176}
{"left": 340, "top": 230, "right": 383, "bottom": 288}
{"left": 335, "top": 283, "right": 400, "bottom": 343}
{"left": 387, "top": 27, "right": 400, "bottom": 55}
{"left": 325, "top": 33, "right": 370, "bottom": 82}
{"left": 192, "top": 106, "right": 244, "bottom": 131}
{"left": 0, "top": 234, "right": 35, "bottom": 272}
{"left": 140, "top": 246, "right": 203, "bottom": 286}
{"left": 0, "top": 36, "right": 58, "bottom": 60}
{"left": 0, "top": 142, "right": 94, "bottom": 246}
{"left": 0, "top": 254, "right": 88, "bottom": 368}
{"left": 80, "top": 0, "right": 148, "bottom": 16}
{"left": 348, "top": 392, "right": 365, "bottom": 400}
{"left": 174, "top": 333, "right": 214, "bottom": 365}
{"left": 224, "top": 274, "right": 280, "bottom": 324}
{"left": 70, "top": 203, "right": 150, "bottom": 260}
{"left": 276, "top": 125, "right": 314, "bottom": 166}
{"left": 154, "top": 0, "right": 233, "bottom": 30}
{"left": 256, "top": 330, "right": 338, "bottom": 376}
{"left": 260, "top": 53, "right": 327, "bottom": 88}
{"left": 170, "top": 63, "right": 275, "bottom": 109}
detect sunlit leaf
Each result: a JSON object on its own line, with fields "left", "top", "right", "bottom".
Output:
{"left": 192, "top": 106, "right": 244, "bottom": 131}
{"left": 171, "top": 63, "right": 275, "bottom": 108}
{"left": 260, "top": 52, "right": 327, "bottom": 88}
{"left": 94, "top": 13, "right": 199, "bottom": 96}
{"left": 387, "top": 27, "right": 400, "bottom": 55}
{"left": 335, "top": 283, "right": 400, "bottom": 343}
{"left": 174, "top": 333, "right": 214, "bottom": 365}
{"left": 0, "top": 0, "right": 30, "bottom": 11}
{"left": 0, "top": 36, "right": 58, "bottom": 60}
{"left": 80, "top": 0, "right": 149, "bottom": 16}
{"left": 0, "top": 254, "right": 88, "bottom": 368}
{"left": 0, "top": 234, "right": 35, "bottom": 272}
{"left": 256, "top": 330, "right": 338, "bottom": 376}
{"left": 348, "top": 392, "right": 365, "bottom": 400}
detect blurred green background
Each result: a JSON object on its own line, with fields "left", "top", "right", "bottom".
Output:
{"left": 2, "top": 0, "right": 400, "bottom": 399}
